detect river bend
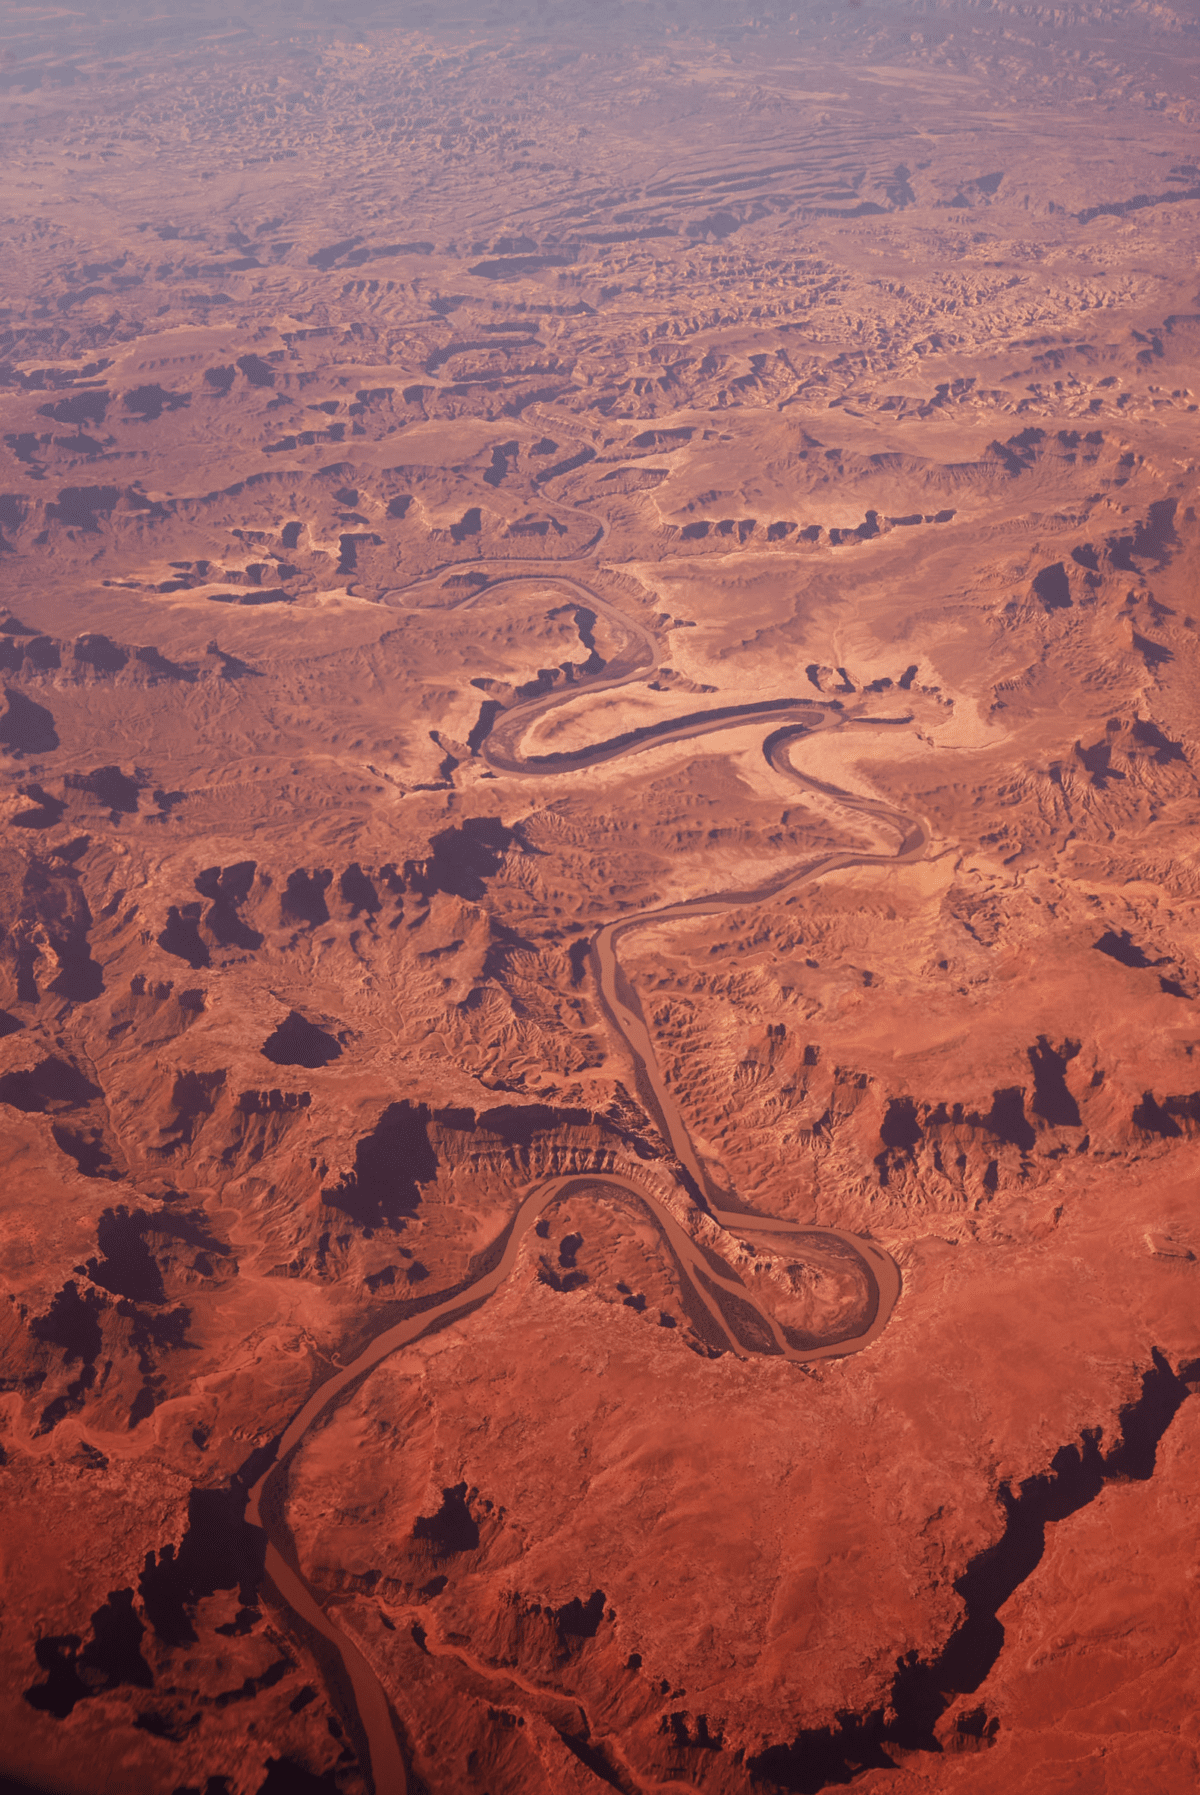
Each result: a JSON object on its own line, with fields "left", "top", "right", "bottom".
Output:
{"left": 247, "top": 560, "right": 923, "bottom": 1793}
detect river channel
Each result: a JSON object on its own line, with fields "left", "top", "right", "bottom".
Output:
{"left": 247, "top": 561, "right": 924, "bottom": 1794}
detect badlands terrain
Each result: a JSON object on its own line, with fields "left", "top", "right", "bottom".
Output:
{"left": 1, "top": 0, "right": 1199, "bottom": 1790}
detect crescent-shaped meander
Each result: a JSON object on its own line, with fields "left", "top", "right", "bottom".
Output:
{"left": 246, "top": 553, "right": 926, "bottom": 1794}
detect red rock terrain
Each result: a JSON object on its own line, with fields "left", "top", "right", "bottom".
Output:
{"left": 1, "top": 1, "right": 1199, "bottom": 1791}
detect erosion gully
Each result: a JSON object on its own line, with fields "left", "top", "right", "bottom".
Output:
{"left": 246, "top": 560, "right": 925, "bottom": 1793}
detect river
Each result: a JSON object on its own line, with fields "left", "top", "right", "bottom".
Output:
{"left": 246, "top": 558, "right": 923, "bottom": 1793}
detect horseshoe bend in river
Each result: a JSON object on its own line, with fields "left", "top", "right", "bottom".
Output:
{"left": 246, "top": 563, "right": 926, "bottom": 1794}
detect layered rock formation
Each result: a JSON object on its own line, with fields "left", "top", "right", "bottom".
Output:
{"left": 1, "top": 0, "right": 1198, "bottom": 1791}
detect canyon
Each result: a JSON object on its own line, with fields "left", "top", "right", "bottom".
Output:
{"left": 1, "top": 1, "right": 1199, "bottom": 1792}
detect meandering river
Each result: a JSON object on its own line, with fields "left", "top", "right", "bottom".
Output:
{"left": 247, "top": 560, "right": 924, "bottom": 1793}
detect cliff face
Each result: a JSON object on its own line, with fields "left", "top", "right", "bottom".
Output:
{"left": 281, "top": 1211, "right": 1197, "bottom": 1795}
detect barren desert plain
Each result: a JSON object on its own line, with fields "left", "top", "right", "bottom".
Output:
{"left": 1, "top": 0, "right": 1199, "bottom": 1791}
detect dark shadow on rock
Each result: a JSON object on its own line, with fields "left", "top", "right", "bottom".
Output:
{"left": 1027, "top": 1037, "right": 1082, "bottom": 1127}
{"left": 120, "top": 1299, "right": 194, "bottom": 1427}
{"left": 558, "top": 1730, "right": 630, "bottom": 1786}
{"left": 748, "top": 1716, "right": 894, "bottom": 1792}
{"left": 1031, "top": 562, "right": 1071, "bottom": 610}
{"left": 467, "top": 697, "right": 505, "bottom": 755}
{"left": 1105, "top": 530, "right": 1139, "bottom": 571}
{"left": 236, "top": 354, "right": 275, "bottom": 388}
{"left": 135, "top": 645, "right": 196, "bottom": 683}
{"left": 1106, "top": 1349, "right": 1189, "bottom": 1477}
{"left": 972, "top": 1087, "right": 1035, "bottom": 1152}
{"left": 37, "top": 390, "right": 110, "bottom": 428}
{"left": 450, "top": 504, "right": 482, "bottom": 543}
{"left": 555, "top": 1589, "right": 606, "bottom": 1640}
{"left": 1130, "top": 718, "right": 1185, "bottom": 763}
{"left": 336, "top": 532, "right": 382, "bottom": 576}
{"left": 64, "top": 764, "right": 139, "bottom": 813}
{"left": 24, "top": 1588, "right": 151, "bottom": 1720}
{"left": 323, "top": 1100, "right": 435, "bottom": 1229}
{"left": 1162, "top": 1090, "right": 1200, "bottom": 1127}
{"left": 478, "top": 917, "right": 538, "bottom": 986}
{"left": 159, "top": 1069, "right": 227, "bottom": 1149}
{"left": 81, "top": 1588, "right": 153, "bottom": 1688}
{"left": 1132, "top": 1091, "right": 1182, "bottom": 1138}
{"left": 52, "top": 1124, "right": 118, "bottom": 1178}
{"left": 237, "top": 1088, "right": 311, "bottom": 1117}
{"left": 534, "top": 445, "right": 596, "bottom": 485}
{"left": 880, "top": 1097, "right": 922, "bottom": 1149}
{"left": 928, "top": 1379, "right": 1177, "bottom": 1701}
{"left": 41, "top": 932, "right": 101, "bottom": 1002}
{"left": 1094, "top": 929, "right": 1154, "bottom": 969}
{"left": 308, "top": 237, "right": 359, "bottom": 270}
{"left": 4, "top": 434, "right": 43, "bottom": 470}
{"left": 84, "top": 1199, "right": 228, "bottom": 1309}
{"left": 255, "top": 1761, "right": 339, "bottom": 1795}
{"left": 158, "top": 904, "right": 210, "bottom": 968}
{"left": 886, "top": 1354, "right": 1190, "bottom": 1759}
{"left": 539, "top": 1260, "right": 588, "bottom": 1293}
{"left": 140, "top": 1487, "right": 266, "bottom": 1647}
{"left": 1075, "top": 738, "right": 1124, "bottom": 786}
{"left": 86, "top": 1208, "right": 166, "bottom": 1302}
{"left": 1132, "top": 628, "right": 1172, "bottom": 669}
{"left": 204, "top": 642, "right": 260, "bottom": 674}
{"left": 43, "top": 882, "right": 104, "bottom": 999}
{"left": 281, "top": 868, "right": 332, "bottom": 926}
{"left": 31, "top": 1280, "right": 104, "bottom": 1363}
{"left": 0, "top": 686, "right": 58, "bottom": 753}
{"left": 15, "top": 636, "right": 61, "bottom": 672}
{"left": 0, "top": 1056, "right": 102, "bottom": 1112}
{"left": 261, "top": 1011, "right": 341, "bottom": 1070}
{"left": 11, "top": 783, "right": 66, "bottom": 827}
{"left": 409, "top": 816, "right": 517, "bottom": 901}
{"left": 483, "top": 440, "right": 518, "bottom": 487}
{"left": 987, "top": 426, "right": 1044, "bottom": 477}
{"left": 195, "top": 861, "right": 263, "bottom": 949}
{"left": 1133, "top": 497, "right": 1178, "bottom": 562}
{"left": 339, "top": 862, "right": 380, "bottom": 916}
{"left": 49, "top": 435, "right": 108, "bottom": 463}
{"left": 413, "top": 1482, "right": 480, "bottom": 1557}
{"left": 473, "top": 1102, "right": 594, "bottom": 1145}
{"left": 0, "top": 495, "right": 29, "bottom": 543}
{"left": 123, "top": 384, "right": 190, "bottom": 421}
{"left": 46, "top": 486, "right": 120, "bottom": 529}
{"left": 22, "top": 1638, "right": 89, "bottom": 1720}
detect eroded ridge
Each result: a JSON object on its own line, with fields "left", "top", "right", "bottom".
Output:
{"left": 5, "top": 2, "right": 1200, "bottom": 1787}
